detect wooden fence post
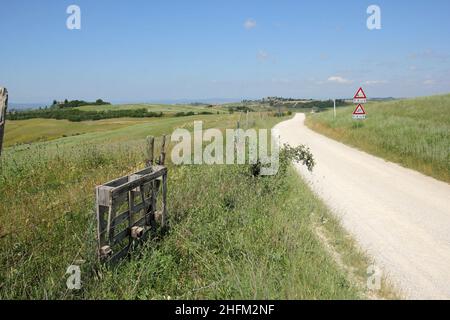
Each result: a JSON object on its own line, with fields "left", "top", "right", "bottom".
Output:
{"left": 146, "top": 136, "right": 155, "bottom": 167}
{"left": 0, "top": 87, "right": 8, "bottom": 158}
{"left": 161, "top": 172, "right": 168, "bottom": 228}
{"left": 159, "top": 135, "right": 167, "bottom": 165}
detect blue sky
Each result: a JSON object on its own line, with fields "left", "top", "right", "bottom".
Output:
{"left": 1, "top": 0, "right": 449, "bottom": 104}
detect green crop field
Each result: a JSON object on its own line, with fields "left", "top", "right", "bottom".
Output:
{"left": 306, "top": 94, "right": 450, "bottom": 183}
{"left": 4, "top": 118, "right": 159, "bottom": 147}
{"left": 0, "top": 111, "right": 395, "bottom": 299}
{"left": 77, "top": 103, "right": 225, "bottom": 114}
{"left": 3, "top": 113, "right": 231, "bottom": 147}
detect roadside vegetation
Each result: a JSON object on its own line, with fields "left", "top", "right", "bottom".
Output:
{"left": 306, "top": 94, "right": 450, "bottom": 183}
{"left": 0, "top": 109, "right": 395, "bottom": 299}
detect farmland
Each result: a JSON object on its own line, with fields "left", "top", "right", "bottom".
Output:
{"left": 0, "top": 108, "right": 390, "bottom": 299}
{"left": 306, "top": 94, "right": 450, "bottom": 183}
{"left": 3, "top": 113, "right": 228, "bottom": 147}
{"left": 77, "top": 103, "right": 224, "bottom": 114}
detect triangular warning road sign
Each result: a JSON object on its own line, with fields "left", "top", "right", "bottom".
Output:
{"left": 354, "top": 87, "right": 366, "bottom": 99}
{"left": 353, "top": 104, "right": 366, "bottom": 115}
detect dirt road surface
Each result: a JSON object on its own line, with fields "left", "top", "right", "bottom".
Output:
{"left": 274, "top": 113, "right": 450, "bottom": 299}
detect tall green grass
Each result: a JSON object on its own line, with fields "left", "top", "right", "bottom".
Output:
{"left": 0, "top": 113, "right": 384, "bottom": 299}
{"left": 306, "top": 94, "right": 450, "bottom": 183}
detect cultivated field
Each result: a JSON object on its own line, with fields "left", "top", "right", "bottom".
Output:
{"left": 77, "top": 103, "right": 225, "bottom": 114}
{"left": 0, "top": 108, "right": 391, "bottom": 299}
{"left": 306, "top": 94, "right": 450, "bottom": 183}
{"left": 4, "top": 118, "right": 158, "bottom": 147}
{"left": 3, "top": 114, "right": 231, "bottom": 147}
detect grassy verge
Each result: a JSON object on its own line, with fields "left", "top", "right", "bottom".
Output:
{"left": 0, "top": 113, "right": 392, "bottom": 299}
{"left": 305, "top": 94, "right": 450, "bottom": 183}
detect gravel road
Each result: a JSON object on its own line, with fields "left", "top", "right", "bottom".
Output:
{"left": 274, "top": 113, "right": 450, "bottom": 299}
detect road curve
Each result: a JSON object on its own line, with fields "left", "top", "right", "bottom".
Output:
{"left": 274, "top": 113, "right": 450, "bottom": 299}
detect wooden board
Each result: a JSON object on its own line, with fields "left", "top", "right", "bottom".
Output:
{"left": 0, "top": 87, "right": 8, "bottom": 157}
{"left": 95, "top": 165, "right": 168, "bottom": 263}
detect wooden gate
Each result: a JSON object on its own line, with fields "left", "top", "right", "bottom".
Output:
{"left": 95, "top": 136, "right": 168, "bottom": 264}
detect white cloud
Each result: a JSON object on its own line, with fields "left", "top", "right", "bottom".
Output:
{"left": 244, "top": 18, "right": 257, "bottom": 30}
{"left": 327, "top": 76, "right": 352, "bottom": 84}
{"left": 257, "top": 50, "right": 269, "bottom": 61}
{"left": 364, "top": 80, "right": 388, "bottom": 85}
{"left": 272, "top": 78, "right": 291, "bottom": 84}
{"left": 424, "top": 79, "right": 435, "bottom": 85}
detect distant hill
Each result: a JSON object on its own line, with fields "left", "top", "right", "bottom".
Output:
{"left": 8, "top": 103, "right": 49, "bottom": 111}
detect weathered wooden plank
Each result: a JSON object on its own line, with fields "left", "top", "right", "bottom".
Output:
{"left": 150, "top": 180, "right": 157, "bottom": 226}
{"left": 96, "top": 201, "right": 109, "bottom": 255}
{"left": 111, "top": 167, "right": 167, "bottom": 198}
{"left": 107, "top": 244, "right": 131, "bottom": 264}
{"left": 134, "top": 165, "right": 164, "bottom": 176}
{"left": 107, "top": 203, "right": 119, "bottom": 244}
{"left": 96, "top": 157, "right": 168, "bottom": 263}
{"left": 113, "top": 215, "right": 148, "bottom": 245}
{"left": 0, "top": 87, "right": 8, "bottom": 157}
{"left": 113, "top": 202, "right": 143, "bottom": 226}
{"left": 96, "top": 185, "right": 113, "bottom": 206}
{"left": 161, "top": 173, "right": 168, "bottom": 228}
{"left": 112, "top": 228, "right": 129, "bottom": 246}
{"left": 103, "top": 176, "right": 129, "bottom": 188}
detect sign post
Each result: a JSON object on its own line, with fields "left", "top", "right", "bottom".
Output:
{"left": 352, "top": 87, "right": 366, "bottom": 120}
{"left": 0, "top": 87, "right": 8, "bottom": 158}
{"left": 333, "top": 99, "right": 336, "bottom": 119}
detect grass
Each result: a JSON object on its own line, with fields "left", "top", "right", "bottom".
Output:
{"left": 77, "top": 103, "right": 225, "bottom": 114}
{"left": 3, "top": 118, "right": 158, "bottom": 147}
{"left": 3, "top": 114, "right": 241, "bottom": 147}
{"left": 306, "top": 94, "right": 450, "bottom": 183}
{"left": 0, "top": 111, "right": 393, "bottom": 299}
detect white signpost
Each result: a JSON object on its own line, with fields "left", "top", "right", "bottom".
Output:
{"left": 352, "top": 87, "right": 367, "bottom": 120}
{"left": 333, "top": 99, "right": 336, "bottom": 119}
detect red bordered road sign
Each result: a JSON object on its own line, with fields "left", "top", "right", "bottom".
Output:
{"left": 352, "top": 104, "right": 366, "bottom": 119}
{"left": 353, "top": 87, "right": 367, "bottom": 104}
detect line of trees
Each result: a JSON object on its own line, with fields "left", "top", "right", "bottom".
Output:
{"left": 280, "top": 99, "right": 348, "bottom": 110}
{"left": 7, "top": 108, "right": 163, "bottom": 122}
{"left": 51, "top": 99, "right": 111, "bottom": 109}
{"left": 174, "top": 111, "right": 215, "bottom": 117}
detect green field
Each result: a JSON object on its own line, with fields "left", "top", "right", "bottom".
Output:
{"left": 4, "top": 118, "right": 157, "bottom": 147}
{"left": 77, "top": 103, "right": 224, "bottom": 114}
{"left": 306, "top": 94, "right": 450, "bottom": 183}
{"left": 0, "top": 110, "right": 395, "bottom": 299}
{"left": 3, "top": 113, "right": 231, "bottom": 147}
